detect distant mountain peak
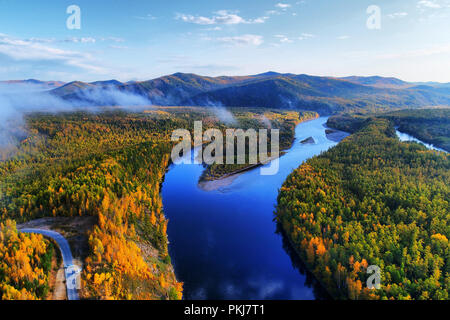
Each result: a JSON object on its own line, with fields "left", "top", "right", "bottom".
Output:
{"left": 171, "top": 72, "right": 196, "bottom": 77}
{"left": 90, "top": 79, "right": 123, "bottom": 86}
{"left": 255, "top": 71, "right": 282, "bottom": 77}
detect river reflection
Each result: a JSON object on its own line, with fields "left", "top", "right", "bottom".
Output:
{"left": 276, "top": 223, "right": 332, "bottom": 300}
{"left": 161, "top": 117, "right": 348, "bottom": 300}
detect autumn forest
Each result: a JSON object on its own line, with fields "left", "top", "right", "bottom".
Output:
{"left": 0, "top": 106, "right": 449, "bottom": 300}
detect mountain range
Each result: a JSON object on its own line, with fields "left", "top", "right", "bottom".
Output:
{"left": 4, "top": 73, "right": 450, "bottom": 114}
{"left": 0, "top": 79, "right": 65, "bottom": 90}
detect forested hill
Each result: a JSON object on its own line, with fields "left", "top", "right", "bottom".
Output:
{"left": 276, "top": 118, "right": 449, "bottom": 300}
{"left": 49, "top": 73, "right": 450, "bottom": 114}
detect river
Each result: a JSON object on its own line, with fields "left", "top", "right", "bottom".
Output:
{"left": 161, "top": 117, "right": 350, "bottom": 300}
{"left": 160, "top": 118, "right": 449, "bottom": 300}
{"left": 395, "top": 129, "right": 448, "bottom": 153}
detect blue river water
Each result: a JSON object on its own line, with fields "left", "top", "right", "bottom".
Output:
{"left": 161, "top": 117, "right": 347, "bottom": 300}
{"left": 396, "top": 129, "right": 448, "bottom": 153}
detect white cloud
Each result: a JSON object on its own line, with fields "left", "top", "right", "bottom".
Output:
{"left": 377, "top": 43, "right": 450, "bottom": 59}
{"left": 0, "top": 34, "right": 105, "bottom": 74}
{"left": 387, "top": 12, "right": 409, "bottom": 19}
{"left": 109, "top": 45, "right": 128, "bottom": 50}
{"left": 216, "top": 34, "right": 264, "bottom": 46}
{"left": 276, "top": 3, "right": 292, "bottom": 9}
{"left": 101, "top": 37, "right": 125, "bottom": 43}
{"left": 204, "top": 26, "right": 222, "bottom": 31}
{"left": 273, "top": 33, "right": 314, "bottom": 43}
{"left": 298, "top": 33, "right": 315, "bottom": 40}
{"left": 177, "top": 14, "right": 215, "bottom": 25}
{"left": 416, "top": 1, "right": 450, "bottom": 20}
{"left": 23, "top": 36, "right": 124, "bottom": 44}
{"left": 64, "top": 37, "right": 96, "bottom": 43}
{"left": 337, "top": 35, "right": 350, "bottom": 40}
{"left": 24, "top": 37, "right": 56, "bottom": 43}
{"left": 274, "top": 35, "right": 293, "bottom": 43}
{"left": 266, "top": 10, "right": 280, "bottom": 15}
{"left": 267, "top": 3, "right": 293, "bottom": 16}
{"left": 176, "top": 10, "right": 268, "bottom": 25}
{"left": 417, "top": 0, "right": 442, "bottom": 9}
{"left": 253, "top": 16, "right": 270, "bottom": 23}
{"left": 134, "top": 14, "right": 157, "bottom": 20}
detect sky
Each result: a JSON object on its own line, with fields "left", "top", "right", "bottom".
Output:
{"left": 0, "top": 0, "right": 450, "bottom": 82}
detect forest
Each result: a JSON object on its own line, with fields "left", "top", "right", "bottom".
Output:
{"left": 276, "top": 117, "right": 449, "bottom": 299}
{"left": 1, "top": 105, "right": 449, "bottom": 300}
{"left": 326, "top": 108, "right": 450, "bottom": 152}
{"left": 381, "top": 108, "right": 450, "bottom": 152}
{"left": 0, "top": 108, "right": 193, "bottom": 299}
{"left": 0, "top": 219, "right": 54, "bottom": 300}
{"left": 0, "top": 106, "right": 304, "bottom": 299}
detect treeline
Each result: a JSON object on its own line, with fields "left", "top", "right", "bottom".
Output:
{"left": 327, "top": 108, "right": 450, "bottom": 152}
{"left": 0, "top": 220, "right": 53, "bottom": 300}
{"left": 276, "top": 118, "right": 449, "bottom": 299}
{"left": 381, "top": 108, "right": 450, "bottom": 152}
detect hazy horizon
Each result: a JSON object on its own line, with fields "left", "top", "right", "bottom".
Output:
{"left": 2, "top": 71, "right": 449, "bottom": 85}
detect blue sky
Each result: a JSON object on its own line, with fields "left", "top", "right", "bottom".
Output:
{"left": 0, "top": 0, "right": 449, "bottom": 82}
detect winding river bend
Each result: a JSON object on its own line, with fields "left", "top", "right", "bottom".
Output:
{"left": 162, "top": 117, "right": 348, "bottom": 300}
{"left": 395, "top": 129, "right": 448, "bottom": 153}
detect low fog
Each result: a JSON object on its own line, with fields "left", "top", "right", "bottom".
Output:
{"left": 198, "top": 99, "right": 236, "bottom": 125}
{"left": 0, "top": 82, "right": 152, "bottom": 148}
{"left": 70, "top": 85, "right": 152, "bottom": 107}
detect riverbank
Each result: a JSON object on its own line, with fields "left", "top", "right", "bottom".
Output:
{"left": 278, "top": 223, "right": 335, "bottom": 299}
{"left": 324, "top": 129, "right": 349, "bottom": 142}
{"left": 198, "top": 152, "right": 286, "bottom": 191}
{"left": 275, "top": 118, "right": 450, "bottom": 300}
{"left": 396, "top": 129, "right": 448, "bottom": 153}
{"left": 162, "top": 116, "right": 347, "bottom": 299}
{"left": 198, "top": 172, "right": 244, "bottom": 191}
{"left": 198, "top": 113, "right": 319, "bottom": 187}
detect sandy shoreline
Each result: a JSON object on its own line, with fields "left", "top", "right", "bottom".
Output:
{"left": 198, "top": 121, "right": 348, "bottom": 192}
{"left": 198, "top": 172, "right": 244, "bottom": 192}
{"left": 197, "top": 153, "right": 283, "bottom": 192}
{"left": 325, "top": 130, "right": 349, "bottom": 142}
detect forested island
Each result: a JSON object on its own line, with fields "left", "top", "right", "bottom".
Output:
{"left": 199, "top": 111, "right": 318, "bottom": 181}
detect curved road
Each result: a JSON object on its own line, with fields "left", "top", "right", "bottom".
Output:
{"left": 20, "top": 229, "right": 80, "bottom": 300}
